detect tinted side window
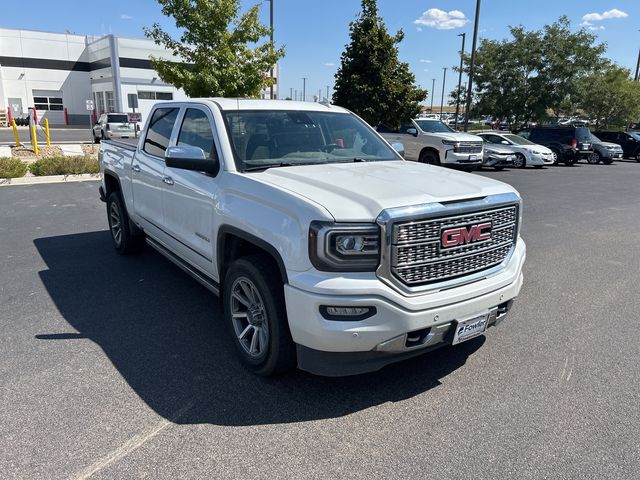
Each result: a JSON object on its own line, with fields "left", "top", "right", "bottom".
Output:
{"left": 575, "top": 128, "right": 591, "bottom": 142}
{"left": 529, "top": 130, "right": 545, "bottom": 142}
{"left": 398, "top": 123, "right": 416, "bottom": 134}
{"left": 143, "top": 108, "right": 179, "bottom": 157}
{"left": 177, "top": 108, "right": 216, "bottom": 159}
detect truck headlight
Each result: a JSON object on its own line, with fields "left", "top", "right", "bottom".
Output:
{"left": 309, "top": 221, "right": 380, "bottom": 271}
{"left": 442, "top": 140, "right": 458, "bottom": 146}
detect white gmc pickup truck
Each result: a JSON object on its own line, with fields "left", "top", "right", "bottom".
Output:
{"left": 99, "top": 99, "right": 526, "bottom": 376}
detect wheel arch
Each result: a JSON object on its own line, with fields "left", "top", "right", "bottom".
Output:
{"left": 418, "top": 147, "right": 440, "bottom": 163}
{"left": 217, "top": 226, "right": 289, "bottom": 290}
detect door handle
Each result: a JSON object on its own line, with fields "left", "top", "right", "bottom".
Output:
{"left": 162, "top": 176, "right": 174, "bottom": 186}
{"left": 131, "top": 164, "right": 141, "bottom": 172}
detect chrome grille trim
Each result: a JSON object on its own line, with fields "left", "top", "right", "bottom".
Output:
{"left": 453, "top": 142, "right": 483, "bottom": 154}
{"left": 376, "top": 192, "right": 521, "bottom": 296}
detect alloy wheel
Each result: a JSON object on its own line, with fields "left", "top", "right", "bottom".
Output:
{"left": 109, "top": 201, "right": 122, "bottom": 246}
{"left": 230, "top": 277, "right": 270, "bottom": 359}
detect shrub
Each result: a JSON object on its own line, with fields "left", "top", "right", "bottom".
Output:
{"left": 29, "top": 156, "right": 100, "bottom": 176}
{"left": 0, "top": 157, "right": 29, "bottom": 178}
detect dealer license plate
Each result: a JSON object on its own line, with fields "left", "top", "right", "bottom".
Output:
{"left": 452, "top": 312, "right": 489, "bottom": 345}
{"left": 469, "top": 155, "right": 477, "bottom": 161}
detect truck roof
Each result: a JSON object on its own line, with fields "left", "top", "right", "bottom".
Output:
{"left": 188, "top": 98, "right": 350, "bottom": 113}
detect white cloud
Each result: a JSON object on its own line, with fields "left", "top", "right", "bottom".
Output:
{"left": 414, "top": 8, "right": 469, "bottom": 30}
{"left": 120, "top": 14, "right": 133, "bottom": 20}
{"left": 416, "top": 27, "right": 423, "bottom": 32}
{"left": 419, "top": 59, "right": 432, "bottom": 63}
{"left": 322, "top": 62, "right": 335, "bottom": 67}
{"left": 581, "top": 8, "right": 628, "bottom": 25}
{"left": 588, "top": 25, "right": 605, "bottom": 31}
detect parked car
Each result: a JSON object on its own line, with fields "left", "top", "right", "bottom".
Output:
{"left": 99, "top": 99, "right": 525, "bottom": 377}
{"left": 477, "top": 132, "right": 554, "bottom": 168}
{"left": 378, "top": 119, "right": 484, "bottom": 170}
{"left": 592, "top": 131, "right": 640, "bottom": 161}
{"left": 514, "top": 126, "right": 592, "bottom": 165}
{"left": 587, "top": 134, "right": 623, "bottom": 164}
{"left": 93, "top": 112, "right": 135, "bottom": 142}
{"left": 480, "top": 142, "right": 515, "bottom": 170}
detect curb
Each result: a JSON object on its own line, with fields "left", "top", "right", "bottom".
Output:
{"left": 0, "top": 173, "right": 101, "bottom": 186}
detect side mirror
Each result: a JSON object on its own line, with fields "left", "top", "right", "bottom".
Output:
{"left": 406, "top": 128, "right": 418, "bottom": 137}
{"left": 165, "top": 145, "right": 219, "bottom": 175}
{"left": 391, "top": 142, "right": 405, "bottom": 157}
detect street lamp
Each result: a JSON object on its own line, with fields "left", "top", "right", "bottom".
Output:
{"left": 268, "top": 0, "right": 275, "bottom": 99}
{"left": 454, "top": 32, "right": 466, "bottom": 130}
{"left": 430, "top": 78, "right": 436, "bottom": 112}
{"left": 464, "top": 0, "right": 481, "bottom": 131}
{"left": 440, "top": 67, "right": 447, "bottom": 118}
{"left": 302, "top": 77, "right": 307, "bottom": 102}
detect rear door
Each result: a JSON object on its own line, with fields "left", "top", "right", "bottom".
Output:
{"left": 162, "top": 105, "right": 222, "bottom": 277}
{"left": 131, "top": 106, "right": 179, "bottom": 236}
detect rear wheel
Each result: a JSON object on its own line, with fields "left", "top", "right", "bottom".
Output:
{"left": 513, "top": 153, "right": 527, "bottom": 168}
{"left": 107, "top": 191, "right": 144, "bottom": 255}
{"left": 419, "top": 150, "right": 440, "bottom": 166}
{"left": 223, "top": 255, "right": 296, "bottom": 376}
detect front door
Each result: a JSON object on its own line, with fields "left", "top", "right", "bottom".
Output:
{"left": 162, "top": 106, "right": 221, "bottom": 278}
{"left": 131, "top": 106, "right": 179, "bottom": 237}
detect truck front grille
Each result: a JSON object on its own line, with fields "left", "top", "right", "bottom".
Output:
{"left": 390, "top": 205, "right": 517, "bottom": 287}
{"left": 453, "top": 142, "right": 483, "bottom": 154}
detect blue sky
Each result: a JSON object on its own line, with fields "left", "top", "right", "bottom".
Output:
{"left": 3, "top": 1, "right": 639, "bottom": 103}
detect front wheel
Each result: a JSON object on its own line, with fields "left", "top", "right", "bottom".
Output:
{"left": 223, "top": 255, "right": 296, "bottom": 376}
{"left": 419, "top": 150, "right": 440, "bottom": 166}
{"left": 513, "top": 153, "right": 527, "bottom": 168}
{"left": 587, "top": 152, "right": 600, "bottom": 164}
{"left": 550, "top": 148, "right": 561, "bottom": 165}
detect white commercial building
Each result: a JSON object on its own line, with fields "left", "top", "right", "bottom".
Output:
{"left": 0, "top": 27, "right": 278, "bottom": 126}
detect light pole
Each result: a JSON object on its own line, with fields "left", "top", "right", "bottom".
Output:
{"left": 289, "top": 87, "right": 293, "bottom": 100}
{"left": 464, "top": 0, "right": 481, "bottom": 131}
{"left": 635, "top": 47, "right": 640, "bottom": 81}
{"left": 440, "top": 67, "right": 447, "bottom": 118}
{"left": 268, "top": 0, "right": 275, "bottom": 99}
{"left": 454, "top": 32, "right": 466, "bottom": 130}
{"left": 430, "top": 78, "right": 436, "bottom": 112}
{"left": 326, "top": 85, "right": 330, "bottom": 102}
{"left": 302, "top": 77, "right": 307, "bottom": 102}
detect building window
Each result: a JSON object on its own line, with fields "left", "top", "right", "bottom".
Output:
{"left": 138, "top": 91, "right": 174, "bottom": 101}
{"left": 95, "top": 92, "right": 106, "bottom": 115}
{"left": 33, "top": 96, "right": 64, "bottom": 111}
{"left": 105, "top": 91, "right": 115, "bottom": 113}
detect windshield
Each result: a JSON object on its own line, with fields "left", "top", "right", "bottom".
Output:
{"left": 414, "top": 119, "right": 454, "bottom": 133}
{"left": 503, "top": 133, "right": 534, "bottom": 145}
{"left": 223, "top": 110, "right": 400, "bottom": 171}
{"left": 630, "top": 132, "right": 640, "bottom": 141}
{"left": 107, "top": 114, "right": 129, "bottom": 123}
{"left": 591, "top": 133, "right": 601, "bottom": 142}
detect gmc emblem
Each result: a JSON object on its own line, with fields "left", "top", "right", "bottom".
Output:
{"left": 441, "top": 222, "right": 492, "bottom": 248}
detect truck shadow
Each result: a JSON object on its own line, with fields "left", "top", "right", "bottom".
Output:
{"left": 34, "top": 231, "right": 482, "bottom": 426}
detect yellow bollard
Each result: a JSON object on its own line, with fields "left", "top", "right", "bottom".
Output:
{"left": 44, "top": 118, "right": 51, "bottom": 146}
{"left": 11, "top": 119, "right": 21, "bottom": 147}
{"left": 30, "top": 124, "right": 39, "bottom": 156}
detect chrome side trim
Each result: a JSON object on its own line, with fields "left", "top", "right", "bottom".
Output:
{"left": 146, "top": 235, "right": 220, "bottom": 296}
{"left": 376, "top": 192, "right": 521, "bottom": 296}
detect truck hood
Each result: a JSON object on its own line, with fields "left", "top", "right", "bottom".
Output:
{"left": 423, "top": 132, "right": 482, "bottom": 142}
{"left": 252, "top": 161, "right": 517, "bottom": 221}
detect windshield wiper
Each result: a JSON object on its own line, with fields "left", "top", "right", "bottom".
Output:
{"left": 243, "top": 162, "right": 296, "bottom": 172}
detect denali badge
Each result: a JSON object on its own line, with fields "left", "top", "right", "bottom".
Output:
{"left": 441, "top": 222, "right": 492, "bottom": 248}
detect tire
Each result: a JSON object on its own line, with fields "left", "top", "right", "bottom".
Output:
{"left": 106, "top": 191, "right": 144, "bottom": 255}
{"left": 550, "top": 148, "right": 561, "bottom": 165}
{"left": 223, "top": 255, "right": 296, "bottom": 376}
{"left": 564, "top": 157, "right": 576, "bottom": 166}
{"left": 587, "top": 152, "right": 600, "bottom": 164}
{"left": 602, "top": 158, "right": 613, "bottom": 165}
{"left": 513, "top": 153, "right": 527, "bottom": 169}
{"left": 419, "top": 150, "right": 440, "bottom": 166}
{"left": 93, "top": 131, "right": 100, "bottom": 144}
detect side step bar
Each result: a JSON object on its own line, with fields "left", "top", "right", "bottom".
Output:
{"left": 145, "top": 236, "right": 220, "bottom": 296}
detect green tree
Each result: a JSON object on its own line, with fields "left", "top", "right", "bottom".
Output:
{"left": 333, "top": 0, "right": 427, "bottom": 127}
{"left": 460, "top": 16, "right": 605, "bottom": 123}
{"left": 144, "top": 0, "right": 284, "bottom": 98}
{"left": 578, "top": 65, "right": 640, "bottom": 128}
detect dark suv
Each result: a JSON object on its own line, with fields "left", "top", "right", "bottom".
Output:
{"left": 592, "top": 131, "right": 640, "bottom": 161}
{"left": 516, "top": 126, "right": 592, "bottom": 165}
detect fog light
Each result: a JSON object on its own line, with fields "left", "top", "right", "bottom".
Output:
{"left": 320, "top": 305, "right": 377, "bottom": 321}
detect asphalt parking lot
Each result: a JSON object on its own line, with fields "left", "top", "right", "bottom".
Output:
{"left": 1, "top": 161, "right": 639, "bottom": 479}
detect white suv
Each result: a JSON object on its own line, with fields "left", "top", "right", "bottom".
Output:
{"left": 379, "top": 119, "right": 484, "bottom": 170}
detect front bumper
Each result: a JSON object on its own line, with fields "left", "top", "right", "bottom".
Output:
{"left": 442, "top": 149, "right": 483, "bottom": 165}
{"left": 483, "top": 154, "right": 515, "bottom": 167}
{"left": 285, "top": 238, "right": 526, "bottom": 376}
{"left": 529, "top": 152, "right": 555, "bottom": 165}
